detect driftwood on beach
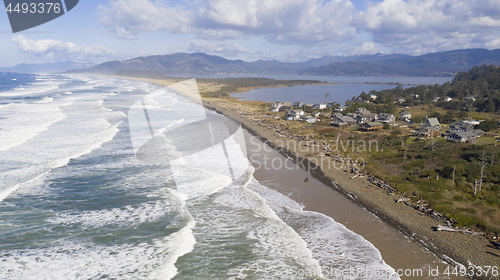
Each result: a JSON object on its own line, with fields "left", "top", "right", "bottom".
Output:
{"left": 434, "top": 225, "right": 485, "bottom": 236}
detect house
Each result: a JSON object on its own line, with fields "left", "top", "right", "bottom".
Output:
{"left": 424, "top": 117, "right": 441, "bottom": 129}
{"left": 416, "top": 117, "right": 441, "bottom": 139}
{"left": 444, "top": 97, "right": 453, "bottom": 102}
{"left": 370, "top": 94, "right": 377, "bottom": 100}
{"left": 270, "top": 102, "right": 283, "bottom": 112}
{"left": 449, "top": 121, "right": 474, "bottom": 133}
{"left": 319, "top": 112, "right": 330, "bottom": 118}
{"left": 346, "top": 113, "right": 357, "bottom": 118}
{"left": 286, "top": 110, "right": 304, "bottom": 120}
{"left": 356, "top": 108, "right": 371, "bottom": 115}
{"left": 473, "top": 129, "right": 484, "bottom": 137}
{"left": 283, "top": 102, "right": 292, "bottom": 107}
{"left": 294, "top": 101, "right": 304, "bottom": 107}
{"left": 331, "top": 112, "right": 343, "bottom": 119}
{"left": 417, "top": 126, "right": 441, "bottom": 139}
{"left": 445, "top": 131, "right": 478, "bottom": 143}
{"left": 409, "top": 94, "right": 419, "bottom": 99}
{"left": 300, "top": 115, "right": 316, "bottom": 123}
{"left": 397, "top": 98, "right": 405, "bottom": 103}
{"left": 356, "top": 114, "right": 377, "bottom": 124}
{"left": 400, "top": 110, "right": 411, "bottom": 122}
{"left": 331, "top": 116, "right": 356, "bottom": 127}
{"left": 360, "top": 121, "right": 383, "bottom": 131}
{"left": 378, "top": 113, "right": 395, "bottom": 124}
{"left": 311, "top": 111, "right": 321, "bottom": 117}
{"left": 313, "top": 103, "right": 327, "bottom": 109}
{"left": 335, "top": 106, "right": 347, "bottom": 112}
{"left": 464, "top": 96, "right": 476, "bottom": 102}
{"left": 433, "top": 97, "right": 440, "bottom": 102}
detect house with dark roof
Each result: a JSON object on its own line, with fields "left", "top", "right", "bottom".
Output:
{"left": 286, "top": 110, "right": 304, "bottom": 120}
{"left": 400, "top": 110, "right": 411, "bottom": 122}
{"left": 332, "top": 112, "right": 343, "bottom": 119}
{"left": 331, "top": 116, "right": 356, "bottom": 127}
{"left": 449, "top": 121, "right": 474, "bottom": 133}
{"left": 445, "top": 131, "right": 478, "bottom": 143}
{"left": 378, "top": 113, "right": 395, "bottom": 124}
{"left": 359, "top": 121, "right": 383, "bottom": 131}
{"left": 356, "top": 108, "right": 371, "bottom": 115}
{"left": 356, "top": 114, "right": 377, "bottom": 124}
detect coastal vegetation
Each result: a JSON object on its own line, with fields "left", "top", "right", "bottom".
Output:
{"left": 307, "top": 65, "right": 500, "bottom": 234}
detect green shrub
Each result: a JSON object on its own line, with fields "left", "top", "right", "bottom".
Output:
{"left": 457, "top": 207, "right": 477, "bottom": 214}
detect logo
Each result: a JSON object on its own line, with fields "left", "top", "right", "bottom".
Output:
{"left": 4, "top": 0, "right": 79, "bottom": 33}
{"left": 128, "top": 79, "right": 248, "bottom": 200}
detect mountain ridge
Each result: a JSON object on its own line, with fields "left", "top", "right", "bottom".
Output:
{"left": 0, "top": 61, "right": 95, "bottom": 73}
{"left": 68, "top": 49, "right": 500, "bottom": 77}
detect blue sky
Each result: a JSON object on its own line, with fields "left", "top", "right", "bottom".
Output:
{"left": 1, "top": 0, "right": 499, "bottom": 67}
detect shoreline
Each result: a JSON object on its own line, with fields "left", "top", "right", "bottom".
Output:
{"left": 202, "top": 98, "right": 499, "bottom": 280}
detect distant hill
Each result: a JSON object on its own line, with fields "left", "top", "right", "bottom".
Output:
{"left": 69, "top": 53, "right": 305, "bottom": 76}
{"left": 0, "top": 61, "right": 95, "bottom": 73}
{"left": 299, "top": 49, "right": 500, "bottom": 76}
{"left": 69, "top": 49, "right": 500, "bottom": 77}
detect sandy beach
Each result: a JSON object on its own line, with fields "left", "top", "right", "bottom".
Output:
{"left": 203, "top": 97, "right": 500, "bottom": 280}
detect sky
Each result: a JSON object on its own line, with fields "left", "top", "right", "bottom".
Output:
{"left": 1, "top": 0, "right": 499, "bottom": 67}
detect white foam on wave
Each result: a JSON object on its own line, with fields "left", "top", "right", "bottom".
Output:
{"left": 0, "top": 102, "right": 68, "bottom": 152}
{"left": 187, "top": 183, "right": 322, "bottom": 279}
{"left": 1, "top": 218, "right": 196, "bottom": 280}
{"left": 0, "top": 82, "right": 60, "bottom": 97}
{"left": 49, "top": 200, "right": 174, "bottom": 228}
{"left": 247, "top": 180, "right": 400, "bottom": 280}
{"left": 0, "top": 88, "right": 126, "bottom": 202}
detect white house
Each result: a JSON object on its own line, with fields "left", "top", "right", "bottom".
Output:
{"left": 378, "top": 113, "right": 395, "bottom": 124}
{"left": 286, "top": 110, "right": 304, "bottom": 120}
{"left": 335, "top": 106, "right": 347, "bottom": 112}
{"left": 313, "top": 103, "right": 327, "bottom": 109}
{"left": 400, "top": 110, "right": 411, "bottom": 122}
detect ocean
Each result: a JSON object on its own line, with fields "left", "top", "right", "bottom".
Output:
{"left": 0, "top": 73, "right": 400, "bottom": 279}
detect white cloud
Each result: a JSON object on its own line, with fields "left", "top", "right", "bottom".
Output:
{"left": 188, "top": 40, "right": 248, "bottom": 57}
{"left": 98, "top": 0, "right": 357, "bottom": 44}
{"left": 11, "top": 35, "right": 115, "bottom": 60}
{"left": 95, "top": 0, "right": 500, "bottom": 59}
{"left": 98, "top": 0, "right": 195, "bottom": 39}
{"left": 356, "top": 0, "right": 500, "bottom": 54}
